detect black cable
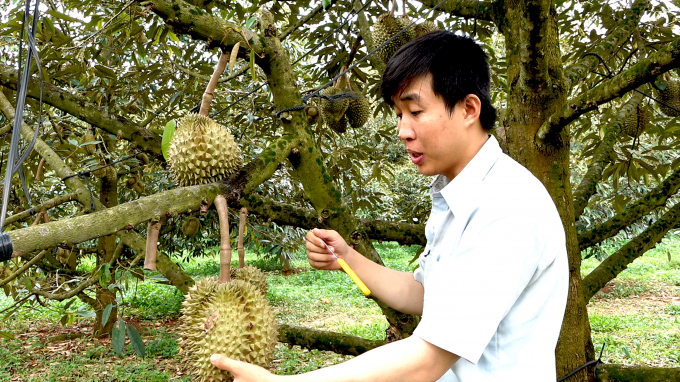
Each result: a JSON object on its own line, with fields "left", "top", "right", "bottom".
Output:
{"left": 556, "top": 343, "right": 606, "bottom": 382}
{"left": 1, "top": 0, "right": 42, "bottom": 262}
{"left": 210, "top": 0, "right": 375, "bottom": 119}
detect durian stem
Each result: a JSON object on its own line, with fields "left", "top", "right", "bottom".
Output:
{"left": 238, "top": 207, "right": 248, "bottom": 269}
{"left": 214, "top": 195, "right": 232, "bottom": 283}
{"left": 36, "top": 158, "right": 45, "bottom": 181}
{"left": 199, "top": 52, "right": 231, "bottom": 116}
{"left": 144, "top": 219, "right": 162, "bottom": 270}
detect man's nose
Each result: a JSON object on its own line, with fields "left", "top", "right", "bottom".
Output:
{"left": 397, "top": 118, "right": 415, "bottom": 141}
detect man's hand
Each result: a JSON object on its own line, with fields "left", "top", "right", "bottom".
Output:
{"left": 210, "top": 354, "right": 279, "bottom": 382}
{"left": 306, "top": 228, "right": 349, "bottom": 270}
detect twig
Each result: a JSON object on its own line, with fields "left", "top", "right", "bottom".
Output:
{"left": 0, "top": 250, "right": 48, "bottom": 287}
{"left": 200, "top": 52, "right": 231, "bottom": 116}
{"left": 214, "top": 195, "right": 232, "bottom": 283}
{"left": 238, "top": 207, "right": 247, "bottom": 269}
{"left": 144, "top": 219, "right": 162, "bottom": 270}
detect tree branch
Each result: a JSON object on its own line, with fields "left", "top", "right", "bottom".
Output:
{"left": 3, "top": 193, "right": 78, "bottom": 229}
{"left": 144, "top": 0, "right": 263, "bottom": 53}
{"left": 578, "top": 166, "right": 680, "bottom": 251}
{"left": 0, "top": 250, "right": 47, "bottom": 287}
{"left": 360, "top": 219, "right": 425, "bottom": 246}
{"left": 572, "top": 93, "right": 643, "bottom": 220}
{"left": 562, "top": 0, "right": 650, "bottom": 90}
{"left": 420, "top": 0, "right": 495, "bottom": 22}
{"left": 582, "top": 201, "right": 680, "bottom": 302}
{"left": 278, "top": 324, "right": 385, "bottom": 356}
{"left": 0, "top": 64, "right": 162, "bottom": 156}
{"left": 536, "top": 36, "right": 680, "bottom": 145}
{"left": 597, "top": 364, "right": 680, "bottom": 381}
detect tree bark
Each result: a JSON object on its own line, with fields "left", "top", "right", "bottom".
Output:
{"left": 596, "top": 364, "right": 680, "bottom": 382}
{"left": 278, "top": 324, "right": 385, "bottom": 356}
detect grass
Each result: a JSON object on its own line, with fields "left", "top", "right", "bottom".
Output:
{"left": 0, "top": 237, "right": 678, "bottom": 380}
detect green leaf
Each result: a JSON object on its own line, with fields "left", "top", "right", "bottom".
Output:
{"left": 245, "top": 17, "right": 257, "bottom": 29}
{"left": 622, "top": 345, "right": 631, "bottom": 358}
{"left": 112, "top": 319, "right": 126, "bottom": 356}
{"left": 23, "top": 276, "right": 33, "bottom": 291}
{"left": 322, "top": 0, "right": 331, "bottom": 9}
{"left": 78, "top": 140, "right": 102, "bottom": 147}
{"left": 126, "top": 324, "right": 146, "bottom": 358}
{"left": 250, "top": 50, "right": 255, "bottom": 81}
{"left": 148, "top": 273, "right": 169, "bottom": 282}
{"left": 168, "top": 30, "right": 179, "bottom": 42}
{"left": 68, "top": 138, "right": 78, "bottom": 146}
{"left": 161, "top": 120, "right": 176, "bottom": 161}
{"left": 0, "top": 330, "right": 15, "bottom": 340}
{"left": 101, "top": 304, "right": 114, "bottom": 328}
{"left": 76, "top": 309, "right": 96, "bottom": 319}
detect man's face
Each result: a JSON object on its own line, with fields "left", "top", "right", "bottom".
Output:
{"left": 392, "top": 74, "right": 473, "bottom": 180}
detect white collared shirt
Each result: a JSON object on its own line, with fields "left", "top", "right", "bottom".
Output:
{"left": 413, "top": 136, "right": 568, "bottom": 382}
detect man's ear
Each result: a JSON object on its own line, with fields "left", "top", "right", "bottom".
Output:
{"left": 462, "top": 95, "right": 482, "bottom": 128}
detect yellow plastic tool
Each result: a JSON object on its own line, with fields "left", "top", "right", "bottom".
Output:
{"left": 321, "top": 239, "right": 371, "bottom": 296}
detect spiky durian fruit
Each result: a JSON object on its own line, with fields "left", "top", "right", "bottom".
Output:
{"left": 178, "top": 278, "right": 278, "bottom": 382}
{"left": 167, "top": 113, "right": 242, "bottom": 186}
{"left": 622, "top": 104, "right": 649, "bottom": 138}
{"left": 371, "top": 13, "right": 416, "bottom": 64}
{"left": 346, "top": 93, "right": 370, "bottom": 129}
{"left": 323, "top": 113, "right": 348, "bottom": 133}
{"left": 231, "top": 266, "right": 268, "bottom": 295}
{"left": 414, "top": 20, "right": 437, "bottom": 38}
{"left": 319, "top": 87, "right": 349, "bottom": 120}
{"left": 182, "top": 217, "right": 201, "bottom": 237}
{"left": 656, "top": 79, "right": 680, "bottom": 117}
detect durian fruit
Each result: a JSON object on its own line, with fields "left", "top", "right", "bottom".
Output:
{"left": 80, "top": 133, "right": 97, "bottom": 154}
{"left": 656, "top": 79, "right": 680, "bottom": 117}
{"left": 305, "top": 105, "right": 320, "bottom": 125}
{"left": 178, "top": 278, "right": 278, "bottom": 382}
{"left": 231, "top": 266, "right": 268, "bottom": 295}
{"left": 371, "top": 13, "right": 416, "bottom": 64}
{"left": 182, "top": 217, "right": 201, "bottom": 237}
{"left": 324, "top": 113, "right": 348, "bottom": 133}
{"left": 414, "top": 20, "right": 437, "bottom": 38}
{"left": 319, "top": 87, "right": 350, "bottom": 120}
{"left": 622, "top": 104, "right": 650, "bottom": 138}
{"left": 167, "top": 113, "right": 242, "bottom": 186}
{"left": 345, "top": 93, "right": 371, "bottom": 129}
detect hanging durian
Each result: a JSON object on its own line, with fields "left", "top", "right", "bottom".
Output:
{"left": 656, "top": 78, "right": 680, "bottom": 117}
{"left": 182, "top": 216, "right": 201, "bottom": 237}
{"left": 167, "top": 114, "right": 242, "bottom": 186}
{"left": 414, "top": 20, "right": 438, "bottom": 38}
{"left": 167, "top": 52, "right": 242, "bottom": 187}
{"left": 371, "top": 13, "right": 415, "bottom": 64}
{"left": 346, "top": 92, "right": 370, "bottom": 129}
{"left": 177, "top": 195, "right": 277, "bottom": 382}
{"left": 622, "top": 104, "right": 650, "bottom": 138}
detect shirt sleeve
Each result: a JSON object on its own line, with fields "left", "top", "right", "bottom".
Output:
{"left": 413, "top": 210, "right": 548, "bottom": 364}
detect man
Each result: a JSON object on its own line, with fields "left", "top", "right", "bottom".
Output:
{"left": 211, "top": 31, "right": 568, "bottom": 382}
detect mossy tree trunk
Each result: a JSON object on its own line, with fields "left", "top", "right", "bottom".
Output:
{"left": 94, "top": 144, "right": 119, "bottom": 337}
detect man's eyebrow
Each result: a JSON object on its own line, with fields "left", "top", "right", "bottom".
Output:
{"left": 399, "top": 92, "right": 421, "bottom": 102}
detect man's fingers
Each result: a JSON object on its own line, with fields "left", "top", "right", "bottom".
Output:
{"left": 211, "top": 354, "right": 238, "bottom": 372}
{"left": 210, "top": 354, "right": 275, "bottom": 382}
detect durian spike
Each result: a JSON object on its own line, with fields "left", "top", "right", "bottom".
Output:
{"left": 199, "top": 52, "right": 231, "bottom": 117}
{"left": 144, "top": 218, "right": 163, "bottom": 270}
{"left": 238, "top": 207, "right": 248, "bottom": 269}
{"left": 214, "top": 195, "right": 232, "bottom": 283}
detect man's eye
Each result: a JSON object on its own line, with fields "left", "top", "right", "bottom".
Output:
{"left": 411, "top": 110, "right": 422, "bottom": 116}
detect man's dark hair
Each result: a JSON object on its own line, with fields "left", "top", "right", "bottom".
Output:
{"left": 381, "top": 31, "right": 497, "bottom": 131}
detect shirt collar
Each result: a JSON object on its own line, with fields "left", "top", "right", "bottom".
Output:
{"left": 431, "top": 135, "right": 502, "bottom": 215}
